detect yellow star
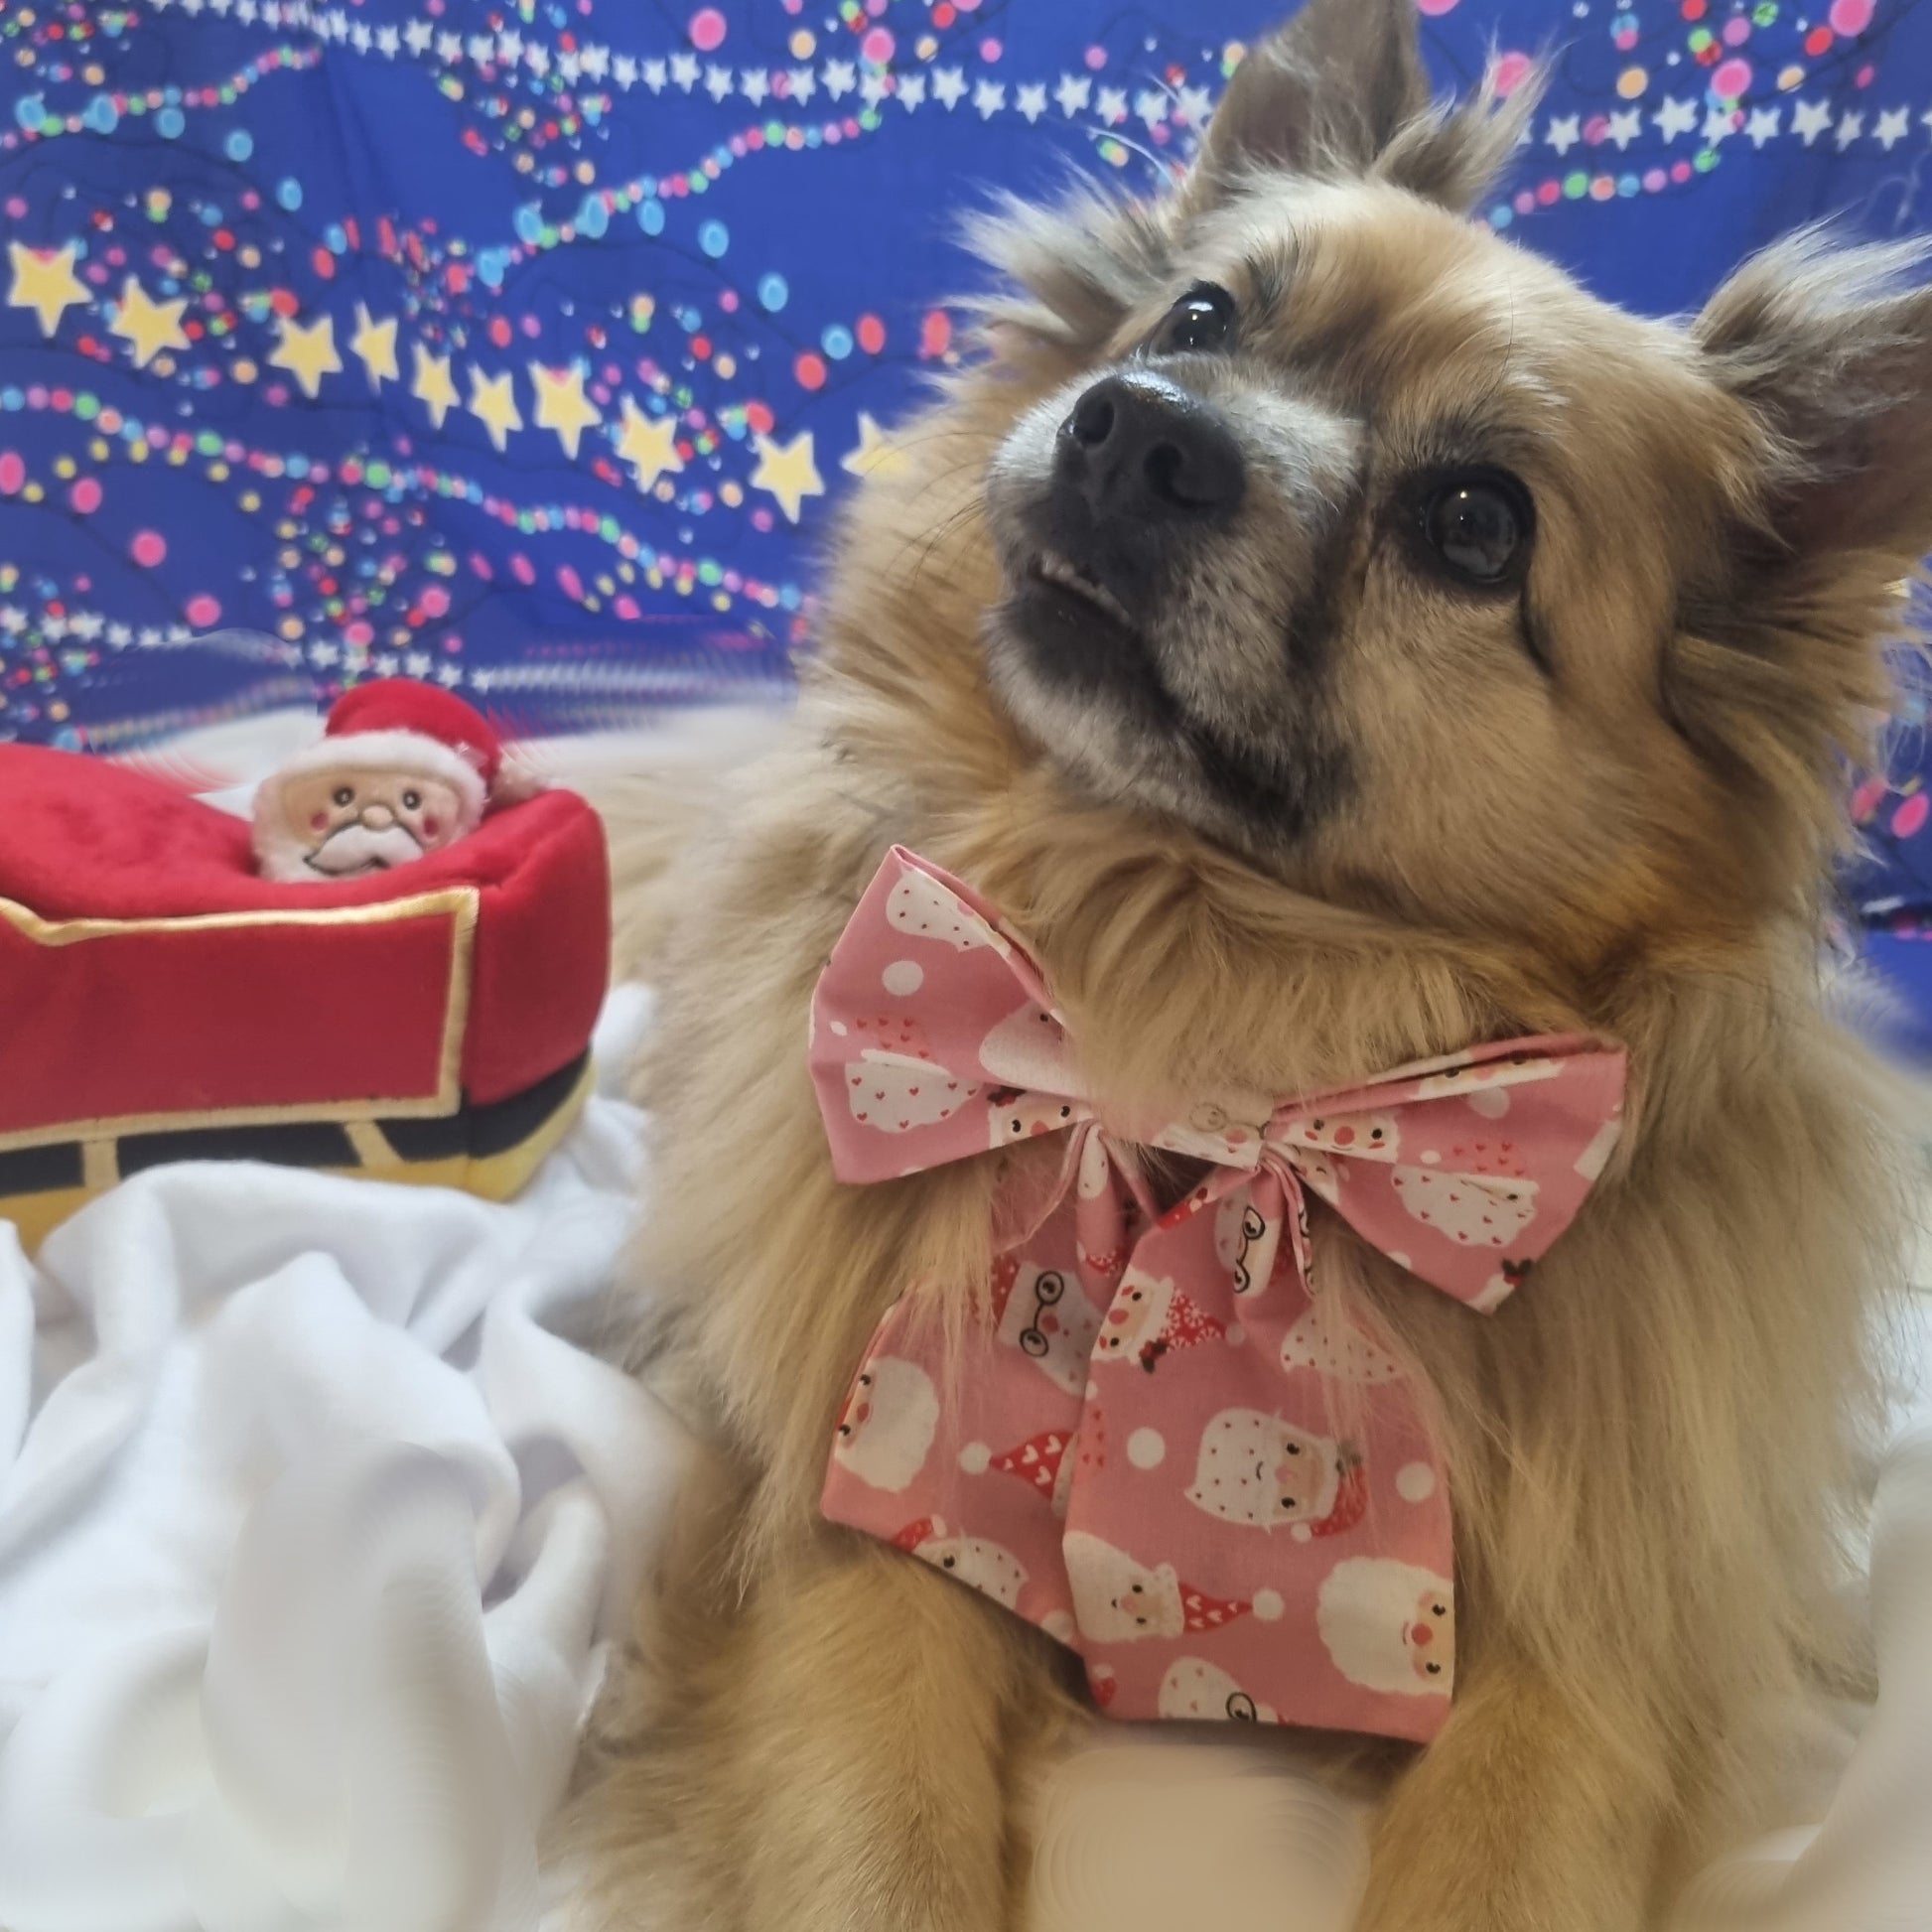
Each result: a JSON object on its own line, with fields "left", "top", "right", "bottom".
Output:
{"left": 840, "top": 412, "right": 908, "bottom": 481}
{"left": 615, "top": 395, "right": 684, "bottom": 492}
{"left": 7, "top": 240, "right": 87, "bottom": 339}
{"left": 411, "top": 343, "right": 459, "bottom": 429}
{"left": 529, "top": 361, "right": 602, "bottom": 461}
{"left": 267, "top": 312, "right": 342, "bottom": 398}
{"left": 749, "top": 428, "right": 825, "bottom": 524}
{"left": 466, "top": 364, "right": 522, "bottom": 452}
{"left": 349, "top": 302, "right": 399, "bottom": 390}
{"left": 108, "top": 274, "right": 189, "bottom": 369}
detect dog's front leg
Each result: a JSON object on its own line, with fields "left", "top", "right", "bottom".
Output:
{"left": 1351, "top": 1658, "right": 1660, "bottom": 1932}
{"left": 725, "top": 1535, "right": 1063, "bottom": 1932}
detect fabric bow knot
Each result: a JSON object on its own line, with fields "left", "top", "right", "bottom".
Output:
{"left": 812, "top": 848, "right": 1626, "bottom": 1743}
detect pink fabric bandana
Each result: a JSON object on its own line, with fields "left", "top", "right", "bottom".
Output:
{"left": 812, "top": 848, "right": 1626, "bottom": 1744}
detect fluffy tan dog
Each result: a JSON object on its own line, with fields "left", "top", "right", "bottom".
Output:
{"left": 574, "top": 2, "right": 1926, "bottom": 1926}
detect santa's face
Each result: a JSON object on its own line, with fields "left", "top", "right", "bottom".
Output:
{"left": 1185, "top": 1408, "right": 1341, "bottom": 1531}
{"left": 980, "top": 1002, "right": 1073, "bottom": 1092}
{"left": 913, "top": 1532, "right": 1029, "bottom": 1609}
{"left": 987, "top": 1089, "right": 1079, "bottom": 1148}
{"left": 995, "top": 1262, "right": 1102, "bottom": 1396}
{"left": 1403, "top": 1584, "right": 1454, "bottom": 1686}
{"left": 276, "top": 766, "right": 467, "bottom": 876}
{"left": 1093, "top": 1270, "right": 1173, "bottom": 1365}
{"left": 1063, "top": 1531, "right": 1185, "bottom": 1642}
{"left": 832, "top": 1357, "right": 939, "bottom": 1493}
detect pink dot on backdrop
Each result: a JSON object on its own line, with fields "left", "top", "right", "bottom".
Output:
{"left": 1713, "top": 57, "right": 1751, "bottom": 96}
{"left": 511, "top": 554, "right": 535, "bottom": 586}
{"left": 558, "top": 564, "right": 584, "bottom": 601}
{"left": 1829, "top": 0, "right": 1875, "bottom": 31}
{"left": 419, "top": 585, "right": 450, "bottom": 618}
{"left": 860, "top": 26, "right": 893, "bottom": 63}
{"left": 1893, "top": 792, "right": 1930, "bottom": 839}
{"left": 131, "top": 530, "right": 167, "bottom": 565}
{"left": 185, "top": 594, "right": 221, "bottom": 628}
{"left": 0, "top": 452, "right": 23, "bottom": 495}
{"left": 1723, "top": 15, "right": 1750, "bottom": 43}
{"left": 1417, "top": 0, "right": 1460, "bottom": 14}
{"left": 689, "top": 7, "right": 726, "bottom": 52}
{"left": 1492, "top": 50, "right": 1533, "bottom": 94}
{"left": 69, "top": 477, "right": 102, "bottom": 514}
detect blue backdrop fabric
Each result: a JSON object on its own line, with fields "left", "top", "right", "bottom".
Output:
{"left": 7, "top": 0, "right": 1932, "bottom": 1013}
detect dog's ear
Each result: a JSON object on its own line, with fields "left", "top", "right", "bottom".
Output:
{"left": 1695, "top": 231, "right": 1932, "bottom": 568}
{"left": 1183, "top": 0, "right": 1535, "bottom": 214}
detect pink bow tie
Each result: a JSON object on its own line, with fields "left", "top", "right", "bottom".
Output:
{"left": 812, "top": 849, "right": 1625, "bottom": 1743}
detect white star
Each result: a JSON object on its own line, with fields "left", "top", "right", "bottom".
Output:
{"left": 581, "top": 44, "right": 609, "bottom": 78}
{"left": 435, "top": 30, "right": 462, "bottom": 64}
{"left": 670, "top": 52, "right": 698, "bottom": 89}
{"left": 973, "top": 77, "right": 1005, "bottom": 118}
{"left": 403, "top": 18, "right": 432, "bottom": 53}
{"left": 932, "top": 68, "right": 967, "bottom": 109}
{"left": 1836, "top": 108, "right": 1864, "bottom": 149}
{"left": 42, "top": 615, "right": 67, "bottom": 640}
{"left": 823, "top": 60, "right": 855, "bottom": 99}
{"left": 897, "top": 73, "right": 924, "bottom": 108}
{"left": 1134, "top": 88, "right": 1169, "bottom": 130}
{"left": 106, "top": 621, "right": 132, "bottom": 647}
{"left": 786, "top": 66, "right": 815, "bottom": 102}
{"left": 69, "top": 611, "right": 102, "bottom": 641}
{"left": 1546, "top": 113, "right": 1581, "bottom": 155}
{"left": 375, "top": 23, "right": 398, "bottom": 55}
{"left": 1745, "top": 104, "right": 1781, "bottom": 147}
{"left": 437, "top": 664, "right": 464, "bottom": 688}
{"left": 209, "top": 0, "right": 231, "bottom": 14}
{"left": 179, "top": 0, "right": 203, "bottom": 14}
{"left": 614, "top": 54, "right": 637, "bottom": 87}
{"left": 235, "top": 0, "right": 256, "bottom": 19}
{"left": 1794, "top": 98, "right": 1833, "bottom": 144}
{"left": 558, "top": 49, "right": 582, "bottom": 82}
{"left": 1175, "top": 83, "right": 1213, "bottom": 126}
{"left": 467, "top": 34, "right": 492, "bottom": 64}
{"left": 496, "top": 28, "right": 522, "bottom": 63}
{"left": 704, "top": 64, "right": 733, "bottom": 102}
{"left": 741, "top": 68, "right": 768, "bottom": 104}
{"left": 1875, "top": 105, "right": 1911, "bottom": 149}
{"left": 137, "top": 626, "right": 163, "bottom": 647}
{"left": 406, "top": 651, "right": 432, "bottom": 677}
{"left": 1097, "top": 85, "right": 1128, "bottom": 124}
{"left": 860, "top": 71, "right": 891, "bottom": 107}
{"left": 349, "top": 21, "right": 370, "bottom": 51}
{"left": 1653, "top": 95, "right": 1699, "bottom": 140}
{"left": 643, "top": 58, "right": 667, "bottom": 91}
{"left": 1017, "top": 81, "right": 1046, "bottom": 122}
{"left": 1606, "top": 107, "right": 1641, "bottom": 149}
{"left": 0, "top": 607, "right": 23, "bottom": 634}
{"left": 525, "top": 43, "right": 549, "bottom": 76}
{"left": 1055, "top": 73, "right": 1091, "bottom": 117}
{"left": 307, "top": 640, "right": 340, "bottom": 667}
{"left": 1703, "top": 106, "right": 1738, "bottom": 145}
{"left": 374, "top": 652, "right": 400, "bottom": 677}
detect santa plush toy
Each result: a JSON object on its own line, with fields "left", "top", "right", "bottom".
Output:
{"left": 252, "top": 680, "right": 537, "bottom": 883}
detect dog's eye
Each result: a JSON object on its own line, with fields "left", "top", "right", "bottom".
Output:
{"left": 1153, "top": 282, "right": 1235, "bottom": 355}
{"left": 333, "top": 785, "right": 353, "bottom": 807}
{"left": 1417, "top": 470, "right": 1534, "bottom": 587}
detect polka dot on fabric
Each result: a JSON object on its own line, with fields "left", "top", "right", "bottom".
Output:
{"left": 1397, "top": 1462, "right": 1439, "bottom": 1504}
{"left": 69, "top": 477, "right": 101, "bottom": 513}
{"left": 1829, "top": 0, "right": 1874, "bottom": 33}
{"left": 184, "top": 594, "right": 220, "bottom": 627}
{"left": 958, "top": 1441, "right": 992, "bottom": 1474}
{"left": 1042, "top": 1608, "right": 1076, "bottom": 1642}
{"left": 1892, "top": 793, "right": 1929, "bottom": 840}
{"left": 689, "top": 7, "right": 727, "bottom": 52}
{"left": 0, "top": 452, "right": 24, "bottom": 495}
{"left": 1127, "top": 1428, "right": 1166, "bottom": 1469}
{"left": 1713, "top": 57, "right": 1751, "bottom": 97}
{"left": 1252, "top": 1589, "right": 1284, "bottom": 1621}
{"left": 1224, "top": 1323, "right": 1246, "bottom": 1348}
{"left": 1467, "top": 1087, "right": 1511, "bottom": 1119}
{"left": 1420, "top": 1151, "right": 1442, "bottom": 1166}
{"left": 1417, "top": 0, "right": 1459, "bottom": 13}
{"left": 131, "top": 529, "right": 166, "bottom": 566}
{"left": 882, "top": 959, "right": 924, "bottom": 995}
{"left": 860, "top": 26, "right": 894, "bottom": 64}
{"left": 1494, "top": 50, "right": 1534, "bottom": 94}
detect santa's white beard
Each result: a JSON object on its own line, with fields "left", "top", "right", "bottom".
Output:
{"left": 303, "top": 821, "right": 427, "bottom": 876}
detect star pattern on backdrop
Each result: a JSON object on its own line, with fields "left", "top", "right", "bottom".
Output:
{"left": 750, "top": 429, "right": 824, "bottom": 524}
{"left": 529, "top": 362, "right": 602, "bottom": 460}
{"left": 615, "top": 396, "right": 684, "bottom": 492}
{"left": 350, "top": 304, "right": 399, "bottom": 389}
{"left": 7, "top": 241, "right": 86, "bottom": 339}
{"left": 109, "top": 277, "right": 190, "bottom": 368}
{"left": 466, "top": 365, "right": 523, "bottom": 452}
{"left": 268, "top": 313, "right": 343, "bottom": 398}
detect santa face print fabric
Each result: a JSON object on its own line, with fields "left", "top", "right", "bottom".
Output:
{"left": 811, "top": 849, "right": 1626, "bottom": 1744}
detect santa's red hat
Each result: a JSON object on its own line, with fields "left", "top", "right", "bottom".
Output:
{"left": 893, "top": 1516, "right": 946, "bottom": 1553}
{"left": 1303, "top": 1456, "right": 1369, "bottom": 1542}
{"left": 1181, "top": 1582, "right": 1285, "bottom": 1632}
{"left": 269, "top": 679, "right": 533, "bottom": 823}
{"left": 991, "top": 1429, "right": 1068, "bottom": 1499}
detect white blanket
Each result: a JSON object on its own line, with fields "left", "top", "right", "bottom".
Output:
{"left": 1, "top": 981, "right": 1927, "bottom": 1932}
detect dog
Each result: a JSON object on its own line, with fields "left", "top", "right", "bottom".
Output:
{"left": 572, "top": 2, "right": 1925, "bottom": 1926}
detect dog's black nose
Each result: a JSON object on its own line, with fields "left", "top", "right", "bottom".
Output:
{"left": 1057, "top": 372, "right": 1244, "bottom": 520}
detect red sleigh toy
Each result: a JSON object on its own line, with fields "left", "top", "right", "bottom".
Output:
{"left": 0, "top": 698, "right": 610, "bottom": 1251}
